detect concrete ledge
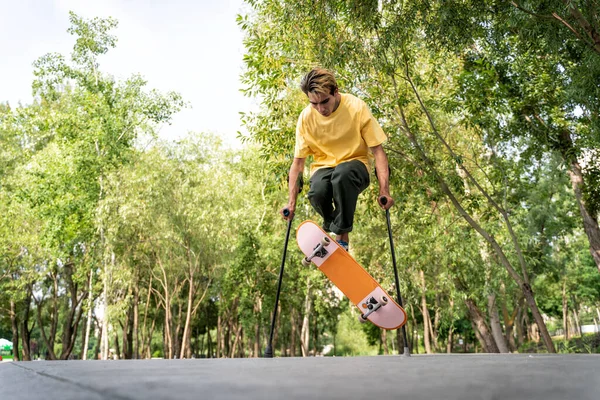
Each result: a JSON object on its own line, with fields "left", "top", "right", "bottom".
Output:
{"left": 1, "top": 354, "right": 599, "bottom": 400}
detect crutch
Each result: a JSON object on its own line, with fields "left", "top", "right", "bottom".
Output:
{"left": 264, "top": 209, "right": 293, "bottom": 358}
{"left": 380, "top": 196, "right": 411, "bottom": 356}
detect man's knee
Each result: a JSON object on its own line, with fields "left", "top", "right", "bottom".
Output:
{"left": 332, "top": 161, "right": 369, "bottom": 190}
{"left": 308, "top": 169, "right": 332, "bottom": 199}
{"left": 309, "top": 181, "right": 332, "bottom": 206}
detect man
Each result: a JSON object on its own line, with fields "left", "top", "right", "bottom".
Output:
{"left": 280, "top": 68, "right": 394, "bottom": 250}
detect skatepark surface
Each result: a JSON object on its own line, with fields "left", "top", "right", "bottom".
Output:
{"left": 1, "top": 354, "right": 598, "bottom": 400}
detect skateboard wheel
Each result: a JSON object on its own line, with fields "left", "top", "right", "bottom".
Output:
{"left": 321, "top": 237, "right": 331, "bottom": 246}
{"left": 301, "top": 257, "right": 311, "bottom": 267}
{"left": 380, "top": 296, "right": 388, "bottom": 305}
{"left": 358, "top": 313, "right": 368, "bottom": 324}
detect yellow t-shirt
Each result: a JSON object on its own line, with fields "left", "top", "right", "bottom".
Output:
{"left": 294, "top": 93, "right": 387, "bottom": 175}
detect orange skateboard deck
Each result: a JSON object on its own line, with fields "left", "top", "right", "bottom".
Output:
{"left": 296, "top": 221, "right": 407, "bottom": 330}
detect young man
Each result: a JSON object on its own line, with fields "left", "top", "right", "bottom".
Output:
{"left": 280, "top": 68, "right": 394, "bottom": 250}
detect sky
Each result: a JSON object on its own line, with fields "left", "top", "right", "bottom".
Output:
{"left": 0, "top": 0, "right": 256, "bottom": 148}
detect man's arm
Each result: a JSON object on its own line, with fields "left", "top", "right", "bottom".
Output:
{"left": 281, "top": 157, "right": 306, "bottom": 219}
{"left": 371, "top": 144, "right": 394, "bottom": 210}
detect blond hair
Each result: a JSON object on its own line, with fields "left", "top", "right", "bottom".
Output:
{"left": 300, "top": 68, "right": 338, "bottom": 96}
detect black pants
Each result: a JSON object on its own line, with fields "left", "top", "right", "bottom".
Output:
{"left": 308, "top": 160, "right": 370, "bottom": 234}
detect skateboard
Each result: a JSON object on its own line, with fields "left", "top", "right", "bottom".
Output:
{"left": 296, "top": 220, "right": 407, "bottom": 330}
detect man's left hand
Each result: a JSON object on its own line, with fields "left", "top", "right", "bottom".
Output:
{"left": 378, "top": 195, "right": 394, "bottom": 210}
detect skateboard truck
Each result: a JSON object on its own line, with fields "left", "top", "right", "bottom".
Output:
{"left": 359, "top": 295, "right": 389, "bottom": 323}
{"left": 301, "top": 236, "right": 331, "bottom": 266}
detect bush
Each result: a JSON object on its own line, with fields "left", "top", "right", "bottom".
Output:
{"left": 555, "top": 333, "right": 600, "bottom": 354}
{"left": 151, "top": 350, "right": 163, "bottom": 358}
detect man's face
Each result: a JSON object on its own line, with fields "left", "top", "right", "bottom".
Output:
{"left": 307, "top": 91, "right": 339, "bottom": 117}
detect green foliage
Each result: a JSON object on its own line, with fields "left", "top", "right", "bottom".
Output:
{"left": 332, "top": 308, "right": 378, "bottom": 356}
{"left": 556, "top": 333, "right": 600, "bottom": 354}
{"left": 2, "top": 4, "right": 600, "bottom": 359}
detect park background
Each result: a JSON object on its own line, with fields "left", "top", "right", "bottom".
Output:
{"left": 1, "top": 0, "right": 600, "bottom": 361}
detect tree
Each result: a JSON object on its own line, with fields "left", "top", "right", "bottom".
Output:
{"left": 238, "top": 0, "right": 564, "bottom": 352}
{"left": 1, "top": 12, "right": 184, "bottom": 360}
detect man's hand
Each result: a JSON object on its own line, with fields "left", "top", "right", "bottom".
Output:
{"left": 280, "top": 205, "right": 295, "bottom": 220}
{"left": 371, "top": 145, "right": 394, "bottom": 211}
{"left": 378, "top": 195, "right": 394, "bottom": 210}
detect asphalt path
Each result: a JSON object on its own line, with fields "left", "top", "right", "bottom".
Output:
{"left": 1, "top": 354, "right": 599, "bottom": 400}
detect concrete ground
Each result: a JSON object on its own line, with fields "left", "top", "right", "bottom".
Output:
{"left": 1, "top": 354, "right": 599, "bottom": 400}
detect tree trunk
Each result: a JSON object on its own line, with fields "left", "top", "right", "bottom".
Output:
{"left": 114, "top": 331, "right": 120, "bottom": 359}
{"left": 39, "top": 275, "right": 60, "bottom": 360}
{"left": 99, "top": 172, "right": 109, "bottom": 361}
{"left": 224, "top": 309, "right": 232, "bottom": 358}
{"left": 470, "top": 319, "right": 487, "bottom": 353}
{"left": 216, "top": 314, "right": 222, "bottom": 358}
{"left": 312, "top": 312, "right": 318, "bottom": 356}
{"left": 10, "top": 300, "right": 20, "bottom": 361}
{"left": 524, "top": 309, "right": 532, "bottom": 342}
{"left": 180, "top": 277, "right": 195, "bottom": 359}
{"left": 165, "top": 296, "right": 173, "bottom": 358}
{"left": 145, "top": 317, "right": 156, "bottom": 359}
{"left": 500, "top": 285, "right": 518, "bottom": 352}
{"left": 564, "top": 150, "right": 600, "bottom": 272}
{"left": 253, "top": 320, "right": 260, "bottom": 358}
{"left": 207, "top": 329, "right": 213, "bottom": 358}
{"left": 21, "top": 290, "right": 33, "bottom": 361}
{"left": 139, "top": 276, "right": 152, "bottom": 359}
{"left": 431, "top": 294, "right": 441, "bottom": 351}
{"left": 162, "top": 324, "right": 168, "bottom": 359}
{"left": 133, "top": 274, "right": 140, "bottom": 359}
{"left": 121, "top": 315, "right": 130, "bottom": 359}
{"left": 174, "top": 303, "right": 184, "bottom": 359}
{"left": 274, "top": 304, "right": 281, "bottom": 356}
{"left": 521, "top": 283, "right": 554, "bottom": 350}
{"left": 465, "top": 298, "right": 499, "bottom": 353}
{"left": 504, "top": 319, "right": 516, "bottom": 352}
{"left": 123, "top": 306, "right": 134, "bottom": 360}
{"left": 101, "top": 284, "right": 109, "bottom": 360}
{"left": 446, "top": 326, "right": 454, "bottom": 353}
{"left": 447, "top": 297, "right": 455, "bottom": 353}
{"left": 572, "top": 309, "right": 582, "bottom": 337}
{"left": 300, "top": 279, "right": 312, "bottom": 357}
{"left": 410, "top": 306, "right": 418, "bottom": 354}
{"left": 290, "top": 308, "right": 297, "bottom": 357}
{"left": 562, "top": 281, "right": 569, "bottom": 340}
{"left": 82, "top": 269, "right": 94, "bottom": 360}
{"left": 501, "top": 301, "right": 518, "bottom": 352}
{"left": 515, "top": 303, "right": 525, "bottom": 347}
{"left": 382, "top": 329, "right": 389, "bottom": 355}
{"left": 253, "top": 298, "right": 261, "bottom": 358}
{"left": 488, "top": 294, "right": 509, "bottom": 353}
{"left": 93, "top": 317, "right": 102, "bottom": 360}
{"left": 419, "top": 270, "right": 432, "bottom": 354}
{"left": 230, "top": 323, "right": 242, "bottom": 358}
{"left": 59, "top": 261, "right": 85, "bottom": 360}
{"left": 396, "top": 326, "right": 405, "bottom": 354}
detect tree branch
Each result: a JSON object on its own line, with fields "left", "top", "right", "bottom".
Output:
{"left": 510, "top": 1, "right": 555, "bottom": 19}
{"left": 560, "top": 0, "right": 600, "bottom": 54}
